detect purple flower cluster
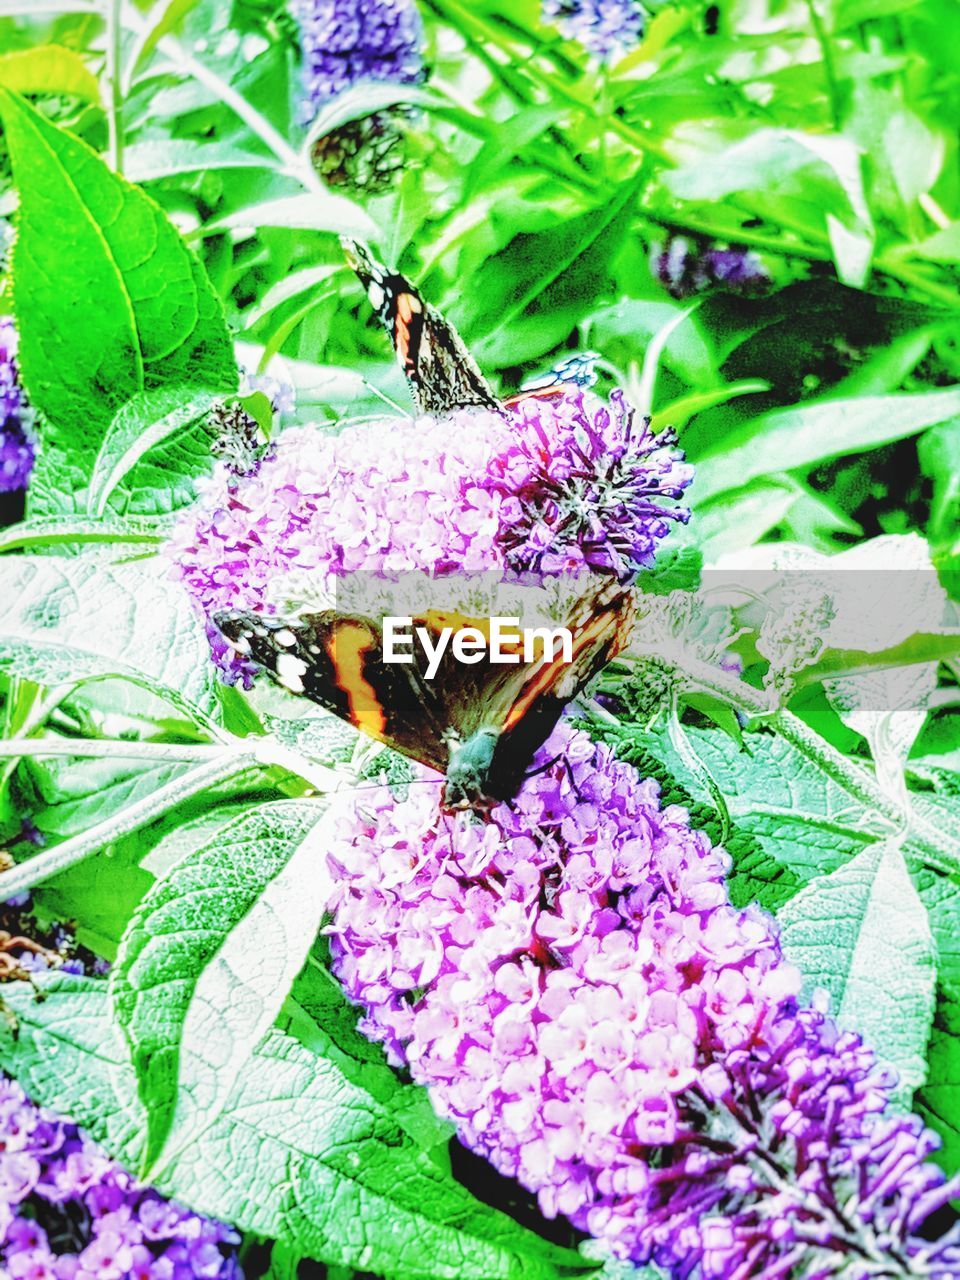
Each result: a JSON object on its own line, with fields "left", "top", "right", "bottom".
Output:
{"left": 489, "top": 390, "right": 691, "bottom": 580}
{"left": 291, "top": 0, "right": 423, "bottom": 117}
{"left": 0, "top": 318, "right": 35, "bottom": 494}
{"left": 654, "top": 236, "right": 769, "bottom": 299}
{"left": 0, "top": 1075, "right": 242, "bottom": 1280}
{"left": 169, "top": 390, "right": 691, "bottom": 681}
{"left": 325, "top": 721, "right": 960, "bottom": 1277}
{"left": 0, "top": 890, "right": 109, "bottom": 981}
{"left": 541, "top": 0, "right": 645, "bottom": 62}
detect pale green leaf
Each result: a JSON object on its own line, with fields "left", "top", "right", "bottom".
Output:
{"left": 778, "top": 840, "right": 936, "bottom": 1103}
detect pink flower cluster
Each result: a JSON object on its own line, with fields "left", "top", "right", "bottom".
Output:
{"left": 169, "top": 390, "right": 691, "bottom": 682}
{"left": 325, "top": 722, "right": 960, "bottom": 1277}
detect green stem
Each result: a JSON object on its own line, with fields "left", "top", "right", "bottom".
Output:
{"left": 118, "top": 3, "right": 319, "bottom": 189}
{"left": 0, "top": 755, "right": 247, "bottom": 898}
{"left": 805, "top": 0, "right": 843, "bottom": 131}
{"left": 628, "top": 648, "right": 960, "bottom": 876}
{"left": 0, "top": 739, "right": 228, "bottom": 762}
{"left": 106, "top": 0, "right": 124, "bottom": 172}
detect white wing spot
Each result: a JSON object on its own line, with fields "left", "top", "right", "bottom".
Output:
{"left": 274, "top": 628, "right": 297, "bottom": 648}
{"left": 367, "top": 281, "right": 385, "bottom": 310}
{"left": 276, "top": 651, "right": 307, "bottom": 693}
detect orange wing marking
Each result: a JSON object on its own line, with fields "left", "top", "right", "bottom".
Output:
{"left": 326, "top": 622, "right": 387, "bottom": 737}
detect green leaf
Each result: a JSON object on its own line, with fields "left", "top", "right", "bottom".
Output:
{"left": 662, "top": 127, "right": 874, "bottom": 285}
{"left": 0, "top": 515, "right": 166, "bottom": 553}
{"left": 0, "top": 555, "right": 216, "bottom": 713}
{"left": 778, "top": 840, "right": 937, "bottom": 1103}
{"left": 288, "top": 943, "right": 455, "bottom": 1155}
{"left": 0, "top": 90, "right": 236, "bottom": 512}
{"left": 0, "top": 46, "right": 100, "bottom": 101}
{"left": 197, "top": 193, "right": 378, "bottom": 241}
{"left": 122, "top": 140, "right": 278, "bottom": 183}
{"left": 0, "top": 976, "right": 591, "bottom": 1280}
{"left": 915, "top": 868, "right": 960, "bottom": 1173}
{"left": 693, "top": 387, "right": 960, "bottom": 502}
{"left": 919, "top": 421, "right": 960, "bottom": 545}
{"left": 608, "top": 724, "right": 882, "bottom": 911}
{"left": 459, "top": 183, "right": 640, "bottom": 365}
{"left": 649, "top": 380, "right": 769, "bottom": 433}
{"left": 87, "top": 386, "right": 221, "bottom": 517}
{"left": 112, "top": 801, "right": 330, "bottom": 1172}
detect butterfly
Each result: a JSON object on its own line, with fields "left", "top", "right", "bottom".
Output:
{"left": 214, "top": 242, "right": 636, "bottom": 809}
{"left": 342, "top": 238, "right": 500, "bottom": 416}
{"left": 215, "top": 583, "right": 634, "bottom": 809}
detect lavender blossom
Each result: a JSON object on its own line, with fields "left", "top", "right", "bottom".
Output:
{"left": 0, "top": 318, "right": 35, "bottom": 494}
{"left": 291, "top": 0, "right": 423, "bottom": 110}
{"left": 291, "top": 0, "right": 424, "bottom": 188}
{"left": 168, "top": 391, "right": 692, "bottom": 681}
{"left": 542, "top": 0, "right": 645, "bottom": 62}
{"left": 325, "top": 721, "right": 960, "bottom": 1278}
{"left": 654, "top": 236, "right": 769, "bottom": 299}
{"left": 0, "top": 1075, "right": 242, "bottom": 1279}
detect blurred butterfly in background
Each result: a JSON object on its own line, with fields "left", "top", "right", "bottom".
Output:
{"left": 214, "top": 241, "right": 636, "bottom": 810}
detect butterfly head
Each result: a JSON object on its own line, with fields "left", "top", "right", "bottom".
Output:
{"left": 442, "top": 728, "right": 500, "bottom": 811}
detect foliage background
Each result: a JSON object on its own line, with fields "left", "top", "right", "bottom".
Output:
{"left": 0, "top": 0, "right": 958, "bottom": 1276}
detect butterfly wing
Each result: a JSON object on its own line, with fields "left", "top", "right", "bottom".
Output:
{"left": 412, "top": 582, "right": 636, "bottom": 806}
{"left": 342, "top": 238, "right": 501, "bottom": 416}
{"left": 214, "top": 609, "right": 450, "bottom": 775}
{"left": 214, "top": 579, "right": 635, "bottom": 809}
{"left": 505, "top": 351, "right": 602, "bottom": 407}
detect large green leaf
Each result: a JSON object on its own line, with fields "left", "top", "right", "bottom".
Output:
{"left": 111, "top": 801, "right": 328, "bottom": 1172}
{"left": 915, "top": 867, "right": 960, "bottom": 1173}
{"left": 692, "top": 387, "right": 960, "bottom": 502}
{"left": 0, "top": 46, "right": 100, "bottom": 101}
{"left": 0, "top": 976, "right": 590, "bottom": 1280}
{"left": 87, "top": 386, "right": 221, "bottom": 517}
{"left": 778, "top": 840, "right": 936, "bottom": 1103}
{"left": 0, "top": 90, "right": 236, "bottom": 513}
{"left": 609, "top": 723, "right": 880, "bottom": 911}
{"left": 0, "top": 555, "right": 216, "bottom": 713}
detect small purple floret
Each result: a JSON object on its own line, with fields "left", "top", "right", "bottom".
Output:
{"left": 0, "top": 317, "right": 35, "bottom": 494}
{"left": 542, "top": 0, "right": 645, "bottom": 61}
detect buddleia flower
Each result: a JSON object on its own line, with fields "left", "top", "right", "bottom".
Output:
{"left": 290, "top": 0, "right": 425, "bottom": 190}
{"left": 0, "top": 1075, "right": 242, "bottom": 1278}
{"left": 0, "top": 317, "right": 35, "bottom": 495}
{"left": 325, "top": 722, "right": 960, "bottom": 1278}
{"left": 168, "top": 390, "right": 692, "bottom": 682}
{"left": 653, "top": 235, "right": 770, "bottom": 299}
{"left": 542, "top": 0, "right": 646, "bottom": 62}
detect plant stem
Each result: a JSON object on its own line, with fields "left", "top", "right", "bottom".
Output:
{"left": 106, "top": 0, "right": 124, "bottom": 172}
{"left": 806, "top": 0, "right": 843, "bottom": 131}
{"left": 0, "top": 739, "right": 228, "bottom": 762}
{"left": 628, "top": 647, "right": 960, "bottom": 876}
{"left": 0, "top": 755, "right": 247, "bottom": 898}
{"left": 118, "top": 3, "right": 319, "bottom": 189}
